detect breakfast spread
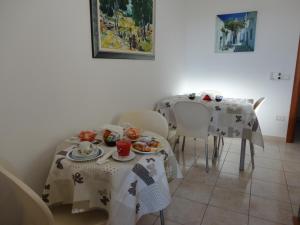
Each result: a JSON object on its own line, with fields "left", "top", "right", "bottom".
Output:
{"left": 79, "top": 130, "right": 97, "bottom": 142}
{"left": 125, "top": 127, "right": 141, "bottom": 140}
{"left": 102, "top": 129, "right": 120, "bottom": 146}
{"left": 131, "top": 137, "right": 162, "bottom": 153}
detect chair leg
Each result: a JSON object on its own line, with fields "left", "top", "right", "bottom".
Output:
{"left": 205, "top": 137, "right": 209, "bottom": 172}
{"left": 160, "top": 210, "right": 165, "bottom": 225}
{"left": 250, "top": 141, "right": 255, "bottom": 169}
{"left": 173, "top": 136, "right": 179, "bottom": 152}
{"left": 221, "top": 136, "right": 224, "bottom": 145}
{"left": 181, "top": 136, "right": 186, "bottom": 152}
{"left": 239, "top": 139, "right": 247, "bottom": 171}
{"left": 213, "top": 136, "right": 218, "bottom": 159}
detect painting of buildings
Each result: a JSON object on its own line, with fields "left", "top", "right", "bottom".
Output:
{"left": 215, "top": 11, "right": 257, "bottom": 53}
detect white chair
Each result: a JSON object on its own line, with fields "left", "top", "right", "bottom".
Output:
{"left": 253, "top": 97, "right": 265, "bottom": 112}
{"left": 116, "top": 110, "right": 169, "bottom": 139}
{"left": 0, "top": 164, "right": 108, "bottom": 225}
{"left": 173, "top": 102, "right": 211, "bottom": 172}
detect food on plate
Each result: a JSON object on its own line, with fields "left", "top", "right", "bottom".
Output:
{"left": 79, "top": 130, "right": 97, "bottom": 142}
{"left": 102, "top": 129, "right": 120, "bottom": 147}
{"left": 132, "top": 142, "right": 146, "bottom": 151}
{"left": 125, "top": 128, "right": 141, "bottom": 140}
{"left": 148, "top": 140, "right": 160, "bottom": 148}
{"left": 132, "top": 141, "right": 157, "bottom": 153}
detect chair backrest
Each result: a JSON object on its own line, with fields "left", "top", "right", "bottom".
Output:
{"left": 0, "top": 165, "right": 54, "bottom": 225}
{"left": 253, "top": 97, "right": 265, "bottom": 112}
{"left": 173, "top": 101, "right": 211, "bottom": 138}
{"left": 117, "top": 110, "right": 169, "bottom": 139}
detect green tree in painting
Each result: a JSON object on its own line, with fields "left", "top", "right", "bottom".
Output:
{"left": 224, "top": 20, "right": 245, "bottom": 44}
{"left": 100, "top": 0, "right": 129, "bottom": 29}
{"left": 132, "top": 0, "right": 153, "bottom": 39}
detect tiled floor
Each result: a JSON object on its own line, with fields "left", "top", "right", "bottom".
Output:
{"left": 137, "top": 136, "right": 300, "bottom": 225}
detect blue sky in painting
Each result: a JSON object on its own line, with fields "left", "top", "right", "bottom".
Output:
{"left": 217, "top": 12, "right": 247, "bottom": 22}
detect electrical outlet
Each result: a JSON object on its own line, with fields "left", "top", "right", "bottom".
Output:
{"left": 276, "top": 115, "right": 286, "bottom": 122}
{"left": 270, "top": 72, "right": 290, "bottom": 80}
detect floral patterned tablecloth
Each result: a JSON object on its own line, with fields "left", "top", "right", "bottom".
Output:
{"left": 42, "top": 130, "right": 182, "bottom": 225}
{"left": 155, "top": 95, "right": 264, "bottom": 147}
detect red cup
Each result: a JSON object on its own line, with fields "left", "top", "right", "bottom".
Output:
{"left": 116, "top": 140, "right": 131, "bottom": 157}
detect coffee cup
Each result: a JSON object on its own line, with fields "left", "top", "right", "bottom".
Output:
{"left": 79, "top": 141, "right": 93, "bottom": 155}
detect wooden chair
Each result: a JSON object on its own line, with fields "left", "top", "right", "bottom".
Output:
{"left": 0, "top": 164, "right": 108, "bottom": 225}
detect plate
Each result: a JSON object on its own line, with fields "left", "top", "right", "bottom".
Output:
{"left": 67, "top": 147, "right": 104, "bottom": 162}
{"left": 112, "top": 151, "right": 136, "bottom": 162}
{"left": 131, "top": 144, "right": 164, "bottom": 155}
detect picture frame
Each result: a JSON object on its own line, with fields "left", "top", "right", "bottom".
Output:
{"left": 90, "top": 0, "right": 156, "bottom": 60}
{"left": 215, "top": 11, "right": 257, "bottom": 53}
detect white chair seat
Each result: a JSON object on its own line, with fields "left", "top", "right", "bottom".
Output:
{"left": 52, "top": 205, "right": 108, "bottom": 225}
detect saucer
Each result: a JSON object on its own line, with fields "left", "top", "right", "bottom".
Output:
{"left": 112, "top": 151, "right": 136, "bottom": 162}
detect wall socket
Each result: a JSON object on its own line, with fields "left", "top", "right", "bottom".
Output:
{"left": 270, "top": 72, "right": 290, "bottom": 80}
{"left": 276, "top": 115, "right": 286, "bottom": 122}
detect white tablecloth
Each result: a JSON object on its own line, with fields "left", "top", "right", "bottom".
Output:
{"left": 155, "top": 95, "right": 264, "bottom": 147}
{"left": 42, "top": 130, "right": 182, "bottom": 225}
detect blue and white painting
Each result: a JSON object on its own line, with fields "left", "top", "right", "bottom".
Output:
{"left": 215, "top": 11, "right": 257, "bottom": 53}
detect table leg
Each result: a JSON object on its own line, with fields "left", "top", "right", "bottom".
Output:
{"left": 213, "top": 136, "right": 218, "bottom": 159}
{"left": 239, "top": 139, "right": 246, "bottom": 171}
{"left": 182, "top": 136, "right": 186, "bottom": 152}
{"left": 160, "top": 210, "right": 165, "bottom": 225}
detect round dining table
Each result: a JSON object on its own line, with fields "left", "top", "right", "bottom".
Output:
{"left": 42, "top": 126, "right": 182, "bottom": 225}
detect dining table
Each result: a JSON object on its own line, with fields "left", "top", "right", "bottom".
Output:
{"left": 42, "top": 125, "right": 182, "bottom": 225}
{"left": 154, "top": 94, "right": 264, "bottom": 170}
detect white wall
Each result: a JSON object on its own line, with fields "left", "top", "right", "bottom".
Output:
{"left": 183, "top": 0, "right": 300, "bottom": 137}
{"left": 0, "top": 0, "right": 186, "bottom": 194}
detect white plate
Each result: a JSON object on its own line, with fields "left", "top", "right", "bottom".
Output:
{"left": 131, "top": 137, "right": 164, "bottom": 154}
{"left": 131, "top": 146, "right": 163, "bottom": 155}
{"left": 67, "top": 147, "right": 104, "bottom": 162}
{"left": 112, "top": 151, "right": 136, "bottom": 162}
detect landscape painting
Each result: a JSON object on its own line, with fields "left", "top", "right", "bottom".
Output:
{"left": 90, "top": 0, "right": 155, "bottom": 59}
{"left": 215, "top": 11, "right": 257, "bottom": 53}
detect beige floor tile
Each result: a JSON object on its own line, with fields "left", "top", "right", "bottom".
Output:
{"left": 249, "top": 216, "right": 287, "bottom": 225}
{"left": 250, "top": 196, "right": 293, "bottom": 225}
{"left": 255, "top": 148, "right": 281, "bottom": 160}
{"left": 176, "top": 152, "right": 197, "bottom": 167}
{"left": 254, "top": 157, "right": 283, "bottom": 171}
{"left": 281, "top": 152, "right": 300, "bottom": 163}
{"left": 225, "top": 152, "right": 251, "bottom": 164}
{"left": 184, "top": 166, "right": 219, "bottom": 186}
{"left": 216, "top": 172, "right": 251, "bottom": 194}
{"left": 153, "top": 219, "right": 181, "bottom": 225}
{"left": 209, "top": 187, "right": 250, "bottom": 215}
{"left": 292, "top": 204, "right": 300, "bottom": 217}
{"left": 136, "top": 214, "right": 157, "bottom": 225}
{"left": 251, "top": 179, "right": 290, "bottom": 202}
{"left": 174, "top": 180, "right": 214, "bottom": 204}
{"left": 283, "top": 161, "right": 300, "bottom": 173}
{"left": 165, "top": 197, "right": 206, "bottom": 225}
{"left": 201, "top": 206, "right": 248, "bottom": 225}
{"left": 221, "top": 161, "right": 253, "bottom": 178}
{"left": 169, "top": 178, "right": 183, "bottom": 196}
{"left": 285, "top": 172, "right": 300, "bottom": 188}
{"left": 288, "top": 186, "right": 300, "bottom": 205}
{"left": 252, "top": 167, "right": 286, "bottom": 184}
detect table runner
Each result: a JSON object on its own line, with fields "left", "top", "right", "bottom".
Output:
{"left": 42, "top": 131, "right": 182, "bottom": 225}
{"left": 155, "top": 95, "right": 264, "bottom": 147}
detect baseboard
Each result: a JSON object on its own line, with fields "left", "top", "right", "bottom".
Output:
{"left": 263, "top": 135, "right": 286, "bottom": 143}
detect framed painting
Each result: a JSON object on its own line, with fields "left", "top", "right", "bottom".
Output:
{"left": 215, "top": 11, "right": 257, "bottom": 53}
{"left": 90, "top": 0, "right": 156, "bottom": 59}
